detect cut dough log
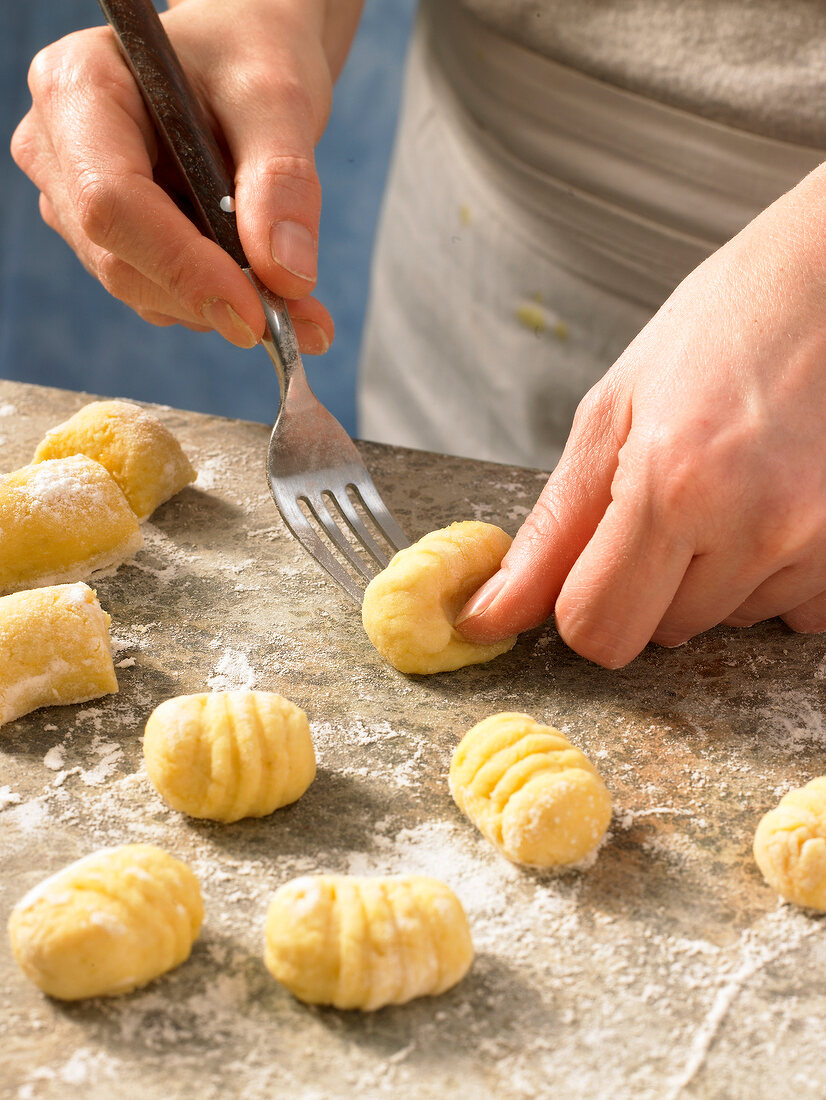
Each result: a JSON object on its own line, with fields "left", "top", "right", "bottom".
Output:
{"left": 450, "top": 713, "right": 612, "bottom": 868}
{"left": 754, "top": 777, "right": 826, "bottom": 910}
{"left": 0, "top": 454, "right": 142, "bottom": 594}
{"left": 0, "top": 582, "right": 118, "bottom": 726}
{"left": 143, "top": 691, "right": 316, "bottom": 822}
{"left": 362, "top": 521, "right": 517, "bottom": 674}
{"left": 264, "top": 874, "right": 473, "bottom": 1010}
{"left": 8, "top": 844, "right": 203, "bottom": 1000}
{"left": 34, "top": 399, "right": 196, "bottom": 521}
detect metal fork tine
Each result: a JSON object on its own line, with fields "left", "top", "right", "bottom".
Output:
{"left": 303, "top": 494, "right": 378, "bottom": 584}
{"left": 332, "top": 490, "right": 396, "bottom": 570}
{"left": 274, "top": 491, "right": 365, "bottom": 605}
{"left": 348, "top": 480, "right": 410, "bottom": 554}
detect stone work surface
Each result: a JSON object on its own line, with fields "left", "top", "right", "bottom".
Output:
{"left": 1, "top": 380, "right": 825, "bottom": 1100}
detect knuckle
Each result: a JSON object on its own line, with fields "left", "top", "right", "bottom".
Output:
{"left": 74, "top": 170, "right": 120, "bottom": 245}
{"left": 94, "top": 250, "right": 131, "bottom": 297}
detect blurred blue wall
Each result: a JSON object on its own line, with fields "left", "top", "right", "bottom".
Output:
{"left": 0, "top": 0, "right": 415, "bottom": 435}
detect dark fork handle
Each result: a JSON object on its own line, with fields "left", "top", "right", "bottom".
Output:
{"left": 97, "top": 0, "right": 248, "bottom": 268}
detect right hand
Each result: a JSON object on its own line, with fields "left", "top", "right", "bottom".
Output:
{"left": 11, "top": 0, "right": 341, "bottom": 352}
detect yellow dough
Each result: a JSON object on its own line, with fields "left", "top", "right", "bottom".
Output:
{"left": 8, "top": 844, "right": 203, "bottom": 1000}
{"left": 34, "top": 399, "right": 196, "bottom": 521}
{"left": 361, "top": 521, "right": 517, "bottom": 674}
{"left": 753, "top": 777, "right": 826, "bottom": 910}
{"left": 0, "top": 454, "right": 142, "bottom": 594}
{"left": 143, "top": 691, "right": 316, "bottom": 822}
{"left": 449, "top": 713, "right": 612, "bottom": 868}
{"left": 264, "top": 874, "right": 473, "bottom": 1010}
{"left": 0, "top": 583, "right": 117, "bottom": 727}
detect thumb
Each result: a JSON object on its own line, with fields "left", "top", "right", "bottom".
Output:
{"left": 456, "top": 380, "right": 629, "bottom": 643}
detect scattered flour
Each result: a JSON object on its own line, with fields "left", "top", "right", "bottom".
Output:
{"left": 206, "top": 648, "right": 257, "bottom": 691}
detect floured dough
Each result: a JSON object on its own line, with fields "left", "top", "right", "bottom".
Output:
{"left": 143, "top": 691, "right": 316, "bottom": 822}
{"left": 753, "top": 777, "right": 826, "bottom": 910}
{"left": 34, "top": 399, "right": 196, "bottom": 521}
{"left": 0, "top": 582, "right": 117, "bottom": 727}
{"left": 361, "top": 521, "right": 517, "bottom": 674}
{"left": 264, "top": 874, "right": 473, "bottom": 1010}
{"left": 0, "top": 454, "right": 142, "bottom": 594}
{"left": 8, "top": 844, "right": 203, "bottom": 1000}
{"left": 449, "top": 713, "right": 612, "bottom": 868}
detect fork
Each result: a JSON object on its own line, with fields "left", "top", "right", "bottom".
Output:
{"left": 98, "top": 0, "right": 410, "bottom": 603}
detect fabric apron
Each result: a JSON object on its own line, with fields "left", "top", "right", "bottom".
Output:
{"left": 357, "top": 0, "right": 824, "bottom": 469}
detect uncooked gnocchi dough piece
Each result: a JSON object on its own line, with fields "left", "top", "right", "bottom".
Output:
{"left": 450, "top": 713, "right": 612, "bottom": 868}
{"left": 8, "top": 844, "right": 203, "bottom": 1000}
{"left": 0, "top": 583, "right": 117, "bottom": 727}
{"left": 0, "top": 454, "right": 142, "bottom": 594}
{"left": 753, "top": 777, "right": 826, "bottom": 910}
{"left": 264, "top": 874, "right": 473, "bottom": 1010}
{"left": 361, "top": 521, "right": 517, "bottom": 674}
{"left": 143, "top": 690, "right": 316, "bottom": 822}
{"left": 34, "top": 399, "right": 196, "bottom": 521}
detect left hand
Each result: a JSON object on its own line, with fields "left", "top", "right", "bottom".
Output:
{"left": 456, "top": 163, "right": 826, "bottom": 668}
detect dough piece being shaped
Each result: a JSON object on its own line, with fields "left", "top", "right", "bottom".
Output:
{"left": 754, "top": 777, "right": 826, "bottom": 910}
{"left": 8, "top": 844, "right": 203, "bottom": 1000}
{"left": 362, "top": 521, "right": 516, "bottom": 674}
{"left": 0, "top": 454, "right": 142, "bottom": 594}
{"left": 264, "top": 874, "right": 473, "bottom": 1010}
{"left": 0, "top": 583, "right": 117, "bottom": 727}
{"left": 450, "top": 713, "right": 612, "bottom": 868}
{"left": 143, "top": 690, "right": 316, "bottom": 822}
{"left": 34, "top": 399, "right": 196, "bottom": 521}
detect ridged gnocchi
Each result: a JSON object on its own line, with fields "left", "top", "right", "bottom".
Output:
{"left": 143, "top": 691, "right": 316, "bottom": 822}
{"left": 753, "top": 777, "right": 826, "bottom": 910}
{"left": 0, "top": 582, "right": 117, "bottom": 727}
{"left": 264, "top": 874, "right": 474, "bottom": 1010}
{"left": 0, "top": 454, "right": 142, "bottom": 594}
{"left": 34, "top": 399, "right": 196, "bottom": 521}
{"left": 362, "top": 521, "right": 517, "bottom": 674}
{"left": 8, "top": 844, "right": 203, "bottom": 1000}
{"left": 450, "top": 713, "right": 612, "bottom": 868}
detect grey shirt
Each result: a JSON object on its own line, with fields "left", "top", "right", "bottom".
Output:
{"left": 458, "top": 0, "right": 826, "bottom": 146}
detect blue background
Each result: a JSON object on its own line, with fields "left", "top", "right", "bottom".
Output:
{"left": 0, "top": 1, "right": 416, "bottom": 435}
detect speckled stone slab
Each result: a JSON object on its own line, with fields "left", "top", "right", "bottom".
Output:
{"left": 1, "top": 380, "right": 825, "bottom": 1100}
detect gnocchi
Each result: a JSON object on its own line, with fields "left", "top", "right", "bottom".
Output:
{"left": 143, "top": 691, "right": 316, "bottom": 822}
{"left": 0, "top": 454, "right": 142, "bottom": 594}
{"left": 0, "top": 583, "right": 117, "bottom": 727}
{"left": 8, "top": 844, "right": 203, "bottom": 1000}
{"left": 361, "top": 521, "right": 517, "bottom": 674}
{"left": 753, "top": 777, "right": 826, "bottom": 910}
{"left": 34, "top": 399, "right": 196, "bottom": 521}
{"left": 450, "top": 713, "right": 612, "bottom": 868}
{"left": 264, "top": 874, "right": 473, "bottom": 1010}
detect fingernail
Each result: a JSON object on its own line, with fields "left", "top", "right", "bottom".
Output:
{"left": 455, "top": 571, "right": 507, "bottom": 627}
{"left": 270, "top": 220, "right": 316, "bottom": 280}
{"left": 292, "top": 319, "right": 330, "bottom": 355}
{"left": 201, "top": 298, "right": 259, "bottom": 348}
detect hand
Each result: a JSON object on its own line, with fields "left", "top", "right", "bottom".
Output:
{"left": 457, "top": 164, "right": 826, "bottom": 667}
{"left": 10, "top": 0, "right": 361, "bottom": 351}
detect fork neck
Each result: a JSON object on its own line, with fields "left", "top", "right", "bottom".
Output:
{"left": 244, "top": 268, "right": 307, "bottom": 403}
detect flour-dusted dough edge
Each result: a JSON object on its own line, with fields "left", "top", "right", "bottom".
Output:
{"left": 0, "top": 582, "right": 118, "bottom": 726}
{"left": 143, "top": 691, "right": 317, "bottom": 822}
{"left": 8, "top": 843, "right": 203, "bottom": 1000}
{"left": 753, "top": 776, "right": 826, "bottom": 910}
{"left": 0, "top": 455, "right": 143, "bottom": 595}
{"left": 449, "top": 712, "right": 613, "bottom": 869}
{"left": 264, "top": 873, "right": 474, "bottom": 1010}
{"left": 33, "top": 399, "right": 197, "bottom": 521}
